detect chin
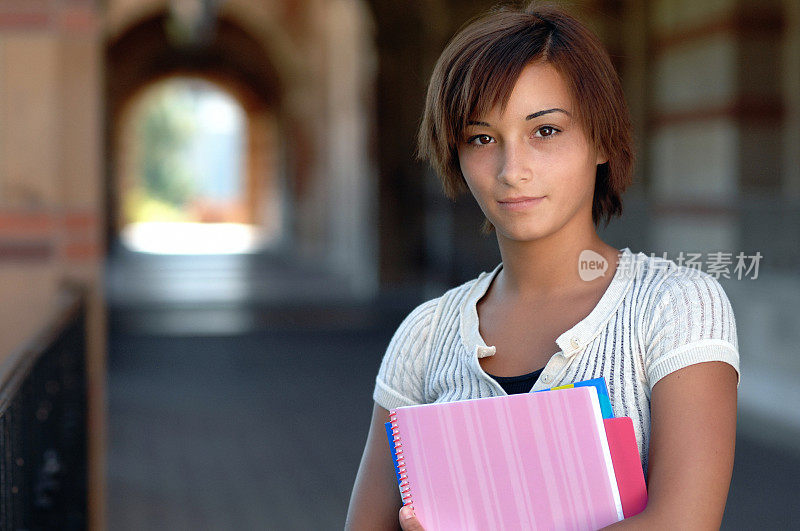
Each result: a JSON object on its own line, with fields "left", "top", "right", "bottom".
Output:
{"left": 496, "top": 223, "right": 553, "bottom": 242}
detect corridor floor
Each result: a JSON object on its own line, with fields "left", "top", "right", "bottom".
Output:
{"left": 107, "top": 312, "right": 390, "bottom": 529}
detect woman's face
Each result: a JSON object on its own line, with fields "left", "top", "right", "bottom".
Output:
{"left": 457, "top": 61, "right": 606, "bottom": 244}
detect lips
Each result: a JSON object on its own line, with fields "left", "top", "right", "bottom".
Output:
{"left": 497, "top": 195, "right": 545, "bottom": 211}
{"left": 498, "top": 196, "right": 545, "bottom": 203}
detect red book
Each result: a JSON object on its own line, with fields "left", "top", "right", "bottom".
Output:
{"left": 603, "top": 416, "right": 648, "bottom": 518}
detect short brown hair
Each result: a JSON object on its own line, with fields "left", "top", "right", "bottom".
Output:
{"left": 417, "top": 1, "right": 634, "bottom": 231}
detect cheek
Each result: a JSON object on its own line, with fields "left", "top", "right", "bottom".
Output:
{"left": 553, "top": 148, "right": 597, "bottom": 193}
{"left": 458, "top": 149, "right": 487, "bottom": 176}
{"left": 462, "top": 176, "right": 491, "bottom": 210}
{"left": 458, "top": 151, "right": 493, "bottom": 192}
{"left": 456, "top": 151, "right": 471, "bottom": 186}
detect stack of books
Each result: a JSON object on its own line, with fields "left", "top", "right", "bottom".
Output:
{"left": 384, "top": 378, "right": 647, "bottom": 530}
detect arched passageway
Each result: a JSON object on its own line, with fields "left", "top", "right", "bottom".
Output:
{"left": 105, "top": 1, "right": 379, "bottom": 299}
{"left": 106, "top": 12, "right": 284, "bottom": 254}
{"left": 117, "top": 76, "right": 283, "bottom": 254}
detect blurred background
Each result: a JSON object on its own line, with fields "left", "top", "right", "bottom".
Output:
{"left": 0, "top": 0, "right": 797, "bottom": 529}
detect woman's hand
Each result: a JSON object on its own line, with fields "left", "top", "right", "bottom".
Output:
{"left": 399, "top": 506, "right": 426, "bottom": 531}
{"left": 345, "top": 403, "right": 409, "bottom": 530}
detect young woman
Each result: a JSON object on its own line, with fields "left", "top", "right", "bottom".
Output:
{"left": 346, "top": 3, "right": 739, "bottom": 529}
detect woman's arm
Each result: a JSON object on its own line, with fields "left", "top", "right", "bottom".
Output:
{"left": 603, "top": 360, "right": 738, "bottom": 529}
{"left": 345, "top": 402, "right": 404, "bottom": 530}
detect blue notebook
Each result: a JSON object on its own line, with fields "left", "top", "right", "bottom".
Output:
{"left": 537, "top": 377, "right": 614, "bottom": 419}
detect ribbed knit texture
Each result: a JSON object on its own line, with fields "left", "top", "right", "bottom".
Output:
{"left": 372, "top": 248, "right": 740, "bottom": 477}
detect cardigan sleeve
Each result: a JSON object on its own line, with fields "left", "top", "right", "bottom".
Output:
{"left": 372, "top": 297, "right": 439, "bottom": 411}
{"left": 643, "top": 268, "right": 740, "bottom": 391}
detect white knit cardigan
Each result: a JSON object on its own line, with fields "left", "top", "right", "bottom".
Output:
{"left": 373, "top": 247, "right": 740, "bottom": 475}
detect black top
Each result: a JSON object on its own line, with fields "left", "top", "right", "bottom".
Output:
{"left": 485, "top": 367, "right": 545, "bottom": 395}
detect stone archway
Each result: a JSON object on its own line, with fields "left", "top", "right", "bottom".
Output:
{"left": 105, "top": 12, "right": 284, "bottom": 250}
{"left": 105, "top": 0, "right": 379, "bottom": 296}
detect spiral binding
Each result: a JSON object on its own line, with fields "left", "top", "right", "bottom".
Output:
{"left": 389, "top": 410, "right": 414, "bottom": 510}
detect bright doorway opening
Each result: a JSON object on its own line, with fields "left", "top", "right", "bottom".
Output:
{"left": 118, "top": 77, "right": 268, "bottom": 254}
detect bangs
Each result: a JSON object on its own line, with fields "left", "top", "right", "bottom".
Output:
{"left": 448, "top": 23, "right": 555, "bottom": 139}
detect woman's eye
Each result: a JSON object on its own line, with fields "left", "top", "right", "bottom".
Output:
{"left": 468, "top": 134, "right": 494, "bottom": 145}
{"left": 535, "top": 126, "right": 560, "bottom": 139}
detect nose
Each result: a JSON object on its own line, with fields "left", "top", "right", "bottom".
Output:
{"left": 497, "top": 140, "right": 532, "bottom": 186}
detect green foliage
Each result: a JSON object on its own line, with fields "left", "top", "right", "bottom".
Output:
{"left": 123, "top": 186, "right": 189, "bottom": 223}
{"left": 135, "top": 84, "right": 197, "bottom": 212}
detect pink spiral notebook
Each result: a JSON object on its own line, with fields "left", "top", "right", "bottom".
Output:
{"left": 388, "top": 386, "right": 624, "bottom": 530}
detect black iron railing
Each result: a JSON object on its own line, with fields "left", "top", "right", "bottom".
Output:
{"left": 0, "top": 288, "right": 87, "bottom": 530}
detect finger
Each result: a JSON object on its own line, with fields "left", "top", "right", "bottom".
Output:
{"left": 399, "top": 505, "right": 426, "bottom": 531}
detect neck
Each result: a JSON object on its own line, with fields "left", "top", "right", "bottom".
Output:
{"left": 494, "top": 217, "right": 619, "bottom": 299}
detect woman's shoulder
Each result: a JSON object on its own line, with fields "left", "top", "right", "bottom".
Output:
{"left": 627, "top": 250, "right": 734, "bottom": 302}
{"left": 627, "top": 250, "right": 737, "bottom": 341}
{"left": 627, "top": 251, "right": 740, "bottom": 387}
{"left": 396, "top": 266, "right": 499, "bottom": 333}
{"left": 623, "top": 252, "right": 725, "bottom": 298}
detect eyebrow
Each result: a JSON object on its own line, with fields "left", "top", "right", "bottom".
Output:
{"left": 467, "top": 108, "right": 571, "bottom": 127}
